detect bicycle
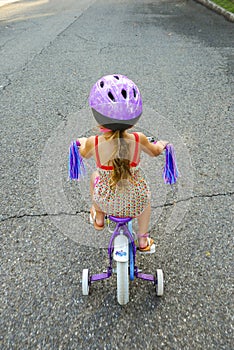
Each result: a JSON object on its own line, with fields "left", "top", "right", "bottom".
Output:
{"left": 82, "top": 215, "right": 164, "bottom": 305}
{"left": 69, "top": 136, "right": 178, "bottom": 305}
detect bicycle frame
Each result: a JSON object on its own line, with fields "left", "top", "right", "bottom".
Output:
{"left": 88, "top": 216, "right": 155, "bottom": 284}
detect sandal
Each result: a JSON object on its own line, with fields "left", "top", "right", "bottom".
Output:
{"left": 137, "top": 233, "right": 155, "bottom": 254}
{"left": 90, "top": 208, "right": 105, "bottom": 231}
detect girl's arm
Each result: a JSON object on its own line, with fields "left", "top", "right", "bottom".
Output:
{"left": 139, "top": 133, "right": 168, "bottom": 157}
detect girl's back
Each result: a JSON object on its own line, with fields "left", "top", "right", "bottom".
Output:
{"left": 94, "top": 132, "right": 140, "bottom": 168}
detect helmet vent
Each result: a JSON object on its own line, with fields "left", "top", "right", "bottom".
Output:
{"left": 108, "top": 91, "right": 116, "bottom": 102}
{"left": 114, "top": 75, "right": 119, "bottom": 80}
{"left": 121, "top": 89, "right": 127, "bottom": 99}
{"left": 133, "top": 88, "right": 136, "bottom": 98}
{"left": 100, "top": 81, "right": 104, "bottom": 88}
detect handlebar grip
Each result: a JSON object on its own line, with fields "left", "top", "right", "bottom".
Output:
{"left": 147, "top": 136, "right": 156, "bottom": 143}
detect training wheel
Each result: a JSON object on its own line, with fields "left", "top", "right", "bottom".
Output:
{"left": 82, "top": 269, "right": 90, "bottom": 295}
{"left": 155, "top": 269, "right": 164, "bottom": 296}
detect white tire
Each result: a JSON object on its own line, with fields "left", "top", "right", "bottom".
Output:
{"left": 156, "top": 269, "right": 164, "bottom": 296}
{"left": 82, "top": 269, "right": 90, "bottom": 295}
{"left": 116, "top": 261, "right": 129, "bottom": 305}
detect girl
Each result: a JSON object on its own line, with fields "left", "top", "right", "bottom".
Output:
{"left": 79, "top": 74, "right": 168, "bottom": 253}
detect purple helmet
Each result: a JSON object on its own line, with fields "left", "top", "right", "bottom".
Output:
{"left": 89, "top": 74, "right": 142, "bottom": 131}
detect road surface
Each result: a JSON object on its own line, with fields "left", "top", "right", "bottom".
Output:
{"left": 0, "top": 0, "right": 233, "bottom": 349}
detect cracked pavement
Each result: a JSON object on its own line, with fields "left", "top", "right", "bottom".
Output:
{"left": 0, "top": 0, "right": 233, "bottom": 349}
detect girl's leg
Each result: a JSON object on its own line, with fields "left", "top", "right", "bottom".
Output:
{"left": 137, "top": 204, "right": 151, "bottom": 248}
{"left": 90, "top": 171, "right": 105, "bottom": 227}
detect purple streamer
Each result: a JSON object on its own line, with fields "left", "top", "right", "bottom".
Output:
{"left": 163, "top": 144, "right": 179, "bottom": 185}
{"left": 68, "top": 141, "right": 86, "bottom": 180}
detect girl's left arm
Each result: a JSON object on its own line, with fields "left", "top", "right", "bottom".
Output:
{"left": 139, "top": 133, "right": 168, "bottom": 157}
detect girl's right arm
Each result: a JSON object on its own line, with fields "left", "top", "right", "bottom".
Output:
{"left": 79, "top": 136, "right": 95, "bottom": 159}
{"left": 139, "top": 132, "right": 168, "bottom": 157}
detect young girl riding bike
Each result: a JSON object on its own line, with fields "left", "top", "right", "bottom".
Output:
{"left": 78, "top": 74, "right": 168, "bottom": 254}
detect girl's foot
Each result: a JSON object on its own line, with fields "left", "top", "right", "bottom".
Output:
{"left": 138, "top": 233, "right": 155, "bottom": 254}
{"left": 90, "top": 207, "right": 105, "bottom": 231}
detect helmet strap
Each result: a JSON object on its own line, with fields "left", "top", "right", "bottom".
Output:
{"left": 99, "top": 127, "right": 112, "bottom": 133}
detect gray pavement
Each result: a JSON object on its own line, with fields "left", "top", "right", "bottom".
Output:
{"left": 0, "top": 0, "right": 233, "bottom": 349}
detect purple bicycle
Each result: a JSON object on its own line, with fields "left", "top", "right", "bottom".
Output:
{"left": 82, "top": 215, "right": 164, "bottom": 305}
{"left": 70, "top": 137, "right": 178, "bottom": 305}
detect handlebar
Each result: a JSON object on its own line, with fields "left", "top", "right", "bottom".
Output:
{"left": 147, "top": 136, "right": 156, "bottom": 143}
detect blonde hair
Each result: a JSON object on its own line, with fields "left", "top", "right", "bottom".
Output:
{"left": 105, "top": 130, "right": 131, "bottom": 189}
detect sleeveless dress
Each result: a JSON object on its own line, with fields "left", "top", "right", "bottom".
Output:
{"left": 93, "top": 133, "right": 151, "bottom": 218}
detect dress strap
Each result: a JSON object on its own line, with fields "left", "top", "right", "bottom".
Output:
{"left": 131, "top": 132, "right": 139, "bottom": 166}
{"left": 95, "top": 135, "right": 102, "bottom": 168}
{"left": 95, "top": 135, "right": 113, "bottom": 170}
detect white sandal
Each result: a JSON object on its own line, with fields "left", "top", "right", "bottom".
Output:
{"left": 90, "top": 208, "right": 105, "bottom": 231}
{"left": 137, "top": 233, "right": 155, "bottom": 254}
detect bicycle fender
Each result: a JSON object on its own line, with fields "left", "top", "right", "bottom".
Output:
{"left": 113, "top": 235, "right": 129, "bottom": 262}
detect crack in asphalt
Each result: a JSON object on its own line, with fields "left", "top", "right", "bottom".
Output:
{"left": 1, "top": 191, "right": 233, "bottom": 223}
{"left": 156, "top": 190, "right": 234, "bottom": 208}
{"left": 0, "top": 77, "right": 12, "bottom": 90}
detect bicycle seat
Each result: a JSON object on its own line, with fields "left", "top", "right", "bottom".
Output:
{"left": 109, "top": 216, "right": 132, "bottom": 224}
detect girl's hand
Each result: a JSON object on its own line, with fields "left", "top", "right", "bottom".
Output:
{"left": 78, "top": 137, "right": 87, "bottom": 148}
{"left": 157, "top": 140, "right": 169, "bottom": 149}
{"left": 154, "top": 140, "right": 169, "bottom": 156}
{"left": 78, "top": 136, "right": 94, "bottom": 159}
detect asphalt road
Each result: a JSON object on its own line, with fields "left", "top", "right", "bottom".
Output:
{"left": 0, "top": 0, "right": 233, "bottom": 349}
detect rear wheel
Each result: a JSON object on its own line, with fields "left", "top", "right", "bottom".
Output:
{"left": 156, "top": 269, "right": 164, "bottom": 296}
{"left": 116, "top": 261, "right": 129, "bottom": 305}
